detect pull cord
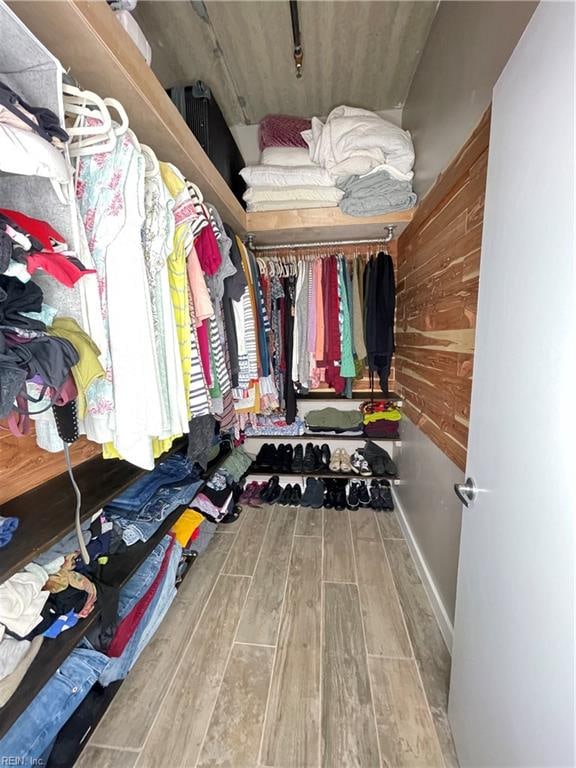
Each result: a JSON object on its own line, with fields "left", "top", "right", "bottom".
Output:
{"left": 63, "top": 442, "right": 90, "bottom": 565}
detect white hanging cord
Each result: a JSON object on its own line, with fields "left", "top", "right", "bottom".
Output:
{"left": 63, "top": 442, "right": 90, "bottom": 565}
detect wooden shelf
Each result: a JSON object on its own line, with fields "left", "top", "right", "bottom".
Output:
{"left": 244, "top": 433, "right": 399, "bottom": 442}
{"left": 8, "top": 0, "right": 245, "bottom": 233}
{"left": 246, "top": 208, "right": 414, "bottom": 245}
{"left": 297, "top": 390, "right": 402, "bottom": 402}
{"left": 248, "top": 468, "right": 399, "bottom": 484}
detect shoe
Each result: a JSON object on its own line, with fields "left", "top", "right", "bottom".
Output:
{"left": 334, "top": 485, "right": 347, "bottom": 511}
{"left": 313, "top": 445, "right": 323, "bottom": 472}
{"left": 363, "top": 441, "right": 398, "bottom": 477}
{"left": 260, "top": 475, "right": 280, "bottom": 502}
{"left": 272, "top": 444, "right": 285, "bottom": 472}
{"left": 248, "top": 483, "right": 265, "bottom": 508}
{"left": 351, "top": 451, "right": 371, "bottom": 476}
{"left": 303, "top": 443, "right": 316, "bottom": 473}
{"left": 369, "top": 479, "right": 380, "bottom": 510}
{"left": 310, "top": 478, "right": 325, "bottom": 509}
{"left": 292, "top": 443, "right": 304, "bottom": 473}
{"left": 255, "top": 443, "right": 273, "bottom": 469}
{"left": 320, "top": 443, "right": 331, "bottom": 469}
{"left": 379, "top": 479, "right": 394, "bottom": 511}
{"left": 290, "top": 483, "right": 302, "bottom": 506}
{"left": 339, "top": 449, "right": 353, "bottom": 474}
{"left": 323, "top": 483, "right": 334, "bottom": 508}
{"left": 279, "top": 483, "right": 293, "bottom": 506}
{"left": 282, "top": 444, "right": 294, "bottom": 473}
{"left": 347, "top": 481, "right": 360, "bottom": 511}
{"left": 301, "top": 477, "right": 317, "bottom": 507}
{"left": 358, "top": 480, "right": 371, "bottom": 507}
{"left": 240, "top": 481, "right": 256, "bottom": 503}
{"left": 329, "top": 448, "right": 342, "bottom": 473}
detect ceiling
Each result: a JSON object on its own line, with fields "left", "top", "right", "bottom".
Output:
{"left": 133, "top": 1, "right": 438, "bottom": 126}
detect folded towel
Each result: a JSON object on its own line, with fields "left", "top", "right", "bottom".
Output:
{"left": 240, "top": 164, "right": 334, "bottom": 188}
{"left": 244, "top": 186, "right": 344, "bottom": 204}
{"left": 339, "top": 169, "right": 417, "bottom": 217}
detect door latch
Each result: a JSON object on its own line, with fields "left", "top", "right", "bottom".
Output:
{"left": 454, "top": 477, "right": 478, "bottom": 507}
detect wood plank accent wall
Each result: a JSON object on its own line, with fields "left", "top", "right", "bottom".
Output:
{"left": 396, "top": 108, "right": 491, "bottom": 471}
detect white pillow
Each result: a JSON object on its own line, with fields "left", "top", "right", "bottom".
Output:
{"left": 0, "top": 124, "right": 71, "bottom": 183}
{"left": 240, "top": 164, "right": 334, "bottom": 188}
{"left": 260, "top": 147, "right": 314, "bottom": 166}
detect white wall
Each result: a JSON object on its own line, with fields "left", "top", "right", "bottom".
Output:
{"left": 394, "top": 417, "right": 463, "bottom": 630}
{"left": 403, "top": 1, "right": 536, "bottom": 198}
{"left": 231, "top": 108, "right": 403, "bottom": 166}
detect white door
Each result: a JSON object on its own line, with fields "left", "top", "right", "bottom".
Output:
{"left": 448, "top": 3, "right": 576, "bottom": 767}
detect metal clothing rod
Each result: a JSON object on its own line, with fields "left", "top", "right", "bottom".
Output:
{"left": 249, "top": 236, "right": 393, "bottom": 252}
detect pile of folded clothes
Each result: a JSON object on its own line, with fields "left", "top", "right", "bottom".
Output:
{"left": 239, "top": 107, "right": 417, "bottom": 216}
{"left": 304, "top": 401, "right": 401, "bottom": 439}
{"left": 242, "top": 413, "right": 306, "bottom": 437}
{"left": 240, "top": 114, "right": 345, "bottom": 212}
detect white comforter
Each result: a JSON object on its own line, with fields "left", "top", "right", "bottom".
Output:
{"left": 302, "top": 105, "right": 415, "bottom": 182}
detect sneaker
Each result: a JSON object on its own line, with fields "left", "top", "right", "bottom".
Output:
{"left": 303, "top": 443, "right": 316, "bottom": 473}
{"left": 329, "top": 448, "right": 342, "bottom": 473}
{"left": 320, "top": 443, "right": 331, "bottom": 469}
{"left": 334, "top": 486, "right": 347, "bottom": 511}
{"left": 261, "top": 475, "right": 281, "bottom": 502}
{"left": 282, "top": 444, "right": 294, "bottom": 473}
{"left": 339, "top": 449, "right": 353, "bottom": 474}
{"left": 290, "top": 483, "right": 302, "bottom": 507}
{"left": 292, "top": 443, "right": 304, "bottom": 473}
{"left": 347, "top": 481, "right": 360, "bottom": 510}
{"left": 358, "top": 480, "right": 371, "bottom": 507}
{"left": 351, "top": 451, "right": 371, "bottom": 476}
{"left": 369, "top": 479, "right": 381, "bottom": 510}
{"left": 301, "top": 477, "right": 317, "bottom": 507}
{"left": 240, "top": 481, "right": 256, "bottom": 503}
{"left": 279, "top": 483, "right": 293, "bottom": 506}
{"left": 272, "top": 444, "right": 285, "bottom": 472}
{"left": 310, "top": 478, "right": 325, "bottom": 509}
{"left": 379, "top": 479, "right": 394, "bottom": 511}
{"left": 255, "top": 443, "right": 273, "bottom": 469}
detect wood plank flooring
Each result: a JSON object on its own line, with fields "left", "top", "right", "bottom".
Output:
{"left": 85, "top": 504, "right": 456, "bottom": 768}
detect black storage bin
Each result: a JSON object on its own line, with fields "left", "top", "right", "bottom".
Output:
{"left": 167, "top": 81, "right": 246, "bottom": 208}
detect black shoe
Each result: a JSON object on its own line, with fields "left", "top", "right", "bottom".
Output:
{"left": 303, "top": 442, "right": 316, "bottom": 473}
{"left": 255, "top": 443, "right": 273, "bottom": 469}
{"left": 282, "top": 444, "right": 294, "bottom": 473}
{"left": 347, "top": 482, "right": 360, "bottom": 511}
{"left": 279, "top": 483, "right": 293, "bottom": 506}
{"left": 334, "top": 486, "right": 347, "bottom": 511}
{"left": 311, "top": 478, "right": 325, "bottom": 509}
{"left": 261, "top": 475, "right": 280, "bottom": 502}
{"left": 320, "top": 443, "right": 331, "bottom": 469}
{"left": 290, "top": 483, "right": 302, "bottom": 506}
{"left": 301, "top": 477, "right": 316, "bottom": 507}
{"left": 379, "top": 480, "right": 394, "bottom": 511}
{"left": 369, "top": 480, "right": 380, "bottom": 510}
{"left": 323, "top": 486, "right": 334, "bottom": 508}
{"left": 363, "top": 441, "right": 398, "bottom": 477}
{"left": 313, "top": 445, "right": 323, "bottom": 472}
{"left": 292, "top": 443, "right": 304, "bottom": 473}
{"left": 273, "top": 444, "right": 285, "bottom": 472}
{"left": 358, "top": 481, "right": 370, "bottom": 507}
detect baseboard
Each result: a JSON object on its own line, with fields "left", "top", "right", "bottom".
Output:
{"left": 392, "top": 488, "right": 454, "bottom": 653}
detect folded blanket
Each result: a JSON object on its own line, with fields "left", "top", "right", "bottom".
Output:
{"left": 302, "top": 105, "right": 414, "bottom": 182}
{"left": 244, "top": 186, "right": 344, "bottom": 204}
{"left": 259, "top": 114, "right": 311, "bottom": 150}
{"left": 339, "top": 169, "right": 417, "bottom": 217}
{"left": 261, "top": 147, "right": 313, "bottom": 166}
{"left": 240, "top": 164, "right": 334, "bottom": 188}
{"left": 246, "top": 199, "right": 340, "bottom": 212}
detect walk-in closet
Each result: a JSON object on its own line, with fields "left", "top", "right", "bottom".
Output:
{"left": 0, "top": 2, "right": 574, "bottom": 767}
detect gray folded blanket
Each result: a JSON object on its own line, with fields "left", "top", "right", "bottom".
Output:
{"left": 338, "top": 170, "right": 417, "bottom": 216}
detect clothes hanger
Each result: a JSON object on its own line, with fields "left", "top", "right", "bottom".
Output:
{"left": 141, "top": 144, "right": 160, "bottom": 176}
{"left": 103, "top": 98, "right": 129, "bottom": 137}
{"left": 63, "top": 84, "right": 113, "bottom": 137}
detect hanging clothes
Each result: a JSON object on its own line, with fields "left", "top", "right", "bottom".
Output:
{"left": 364, "top": 250, "right": 395, "bottom": 393}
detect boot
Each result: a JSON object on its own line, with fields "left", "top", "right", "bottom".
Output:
{"left": 357, "top": 480, "right": 371, "bottom": 508}
{"left": 347, "top": 481, "right": 360, "bottom": 511}
{"left": 303, "top": 442, "right": 316, "bottom": 473}
{"left": 301, "top": 477, "right": 317, "bottom": 507}
{"left": 282, "top": 444, "right": 294, "bottom": 473}
{"left": 273, "top": 444, "right": 285, "bottom": 472}
{"left": 292, "top": 443, "right": 304, "bottom": 473}
{"left": 279, "top": 483, "right": 293, "bottom": 506}
{"left": 310, "top": 478, "right": 325, "bottom": 509}
{"left": 290, "top": 483, "right": 302, "bottom": 507}
{"left": 261, "top": 475, "right": 280, "bottom": 502}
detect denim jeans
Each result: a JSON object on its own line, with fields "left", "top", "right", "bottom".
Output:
{"left": 107, "top": 453, "right": 196, "bottom": 513}
{"left": 116, "top": 535, "right": 172, "bottom": 620}
{"left": 109, "top": 478, "right": 204, "bottom": 546}
{"left": 0, "top": 647, "right": 109, "bottom": 761}
{"left": 98, "top": 539, "right": 182, "bottom": 686}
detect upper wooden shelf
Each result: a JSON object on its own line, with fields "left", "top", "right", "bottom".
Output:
{"left": 8, "top": 0, "right": 246, "bottom": 233}
{"left": 8, "top": 1, "right": 416, "bottom": 247}
{"left": 246, "top": 207, "right": 415, "bottom": 245}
